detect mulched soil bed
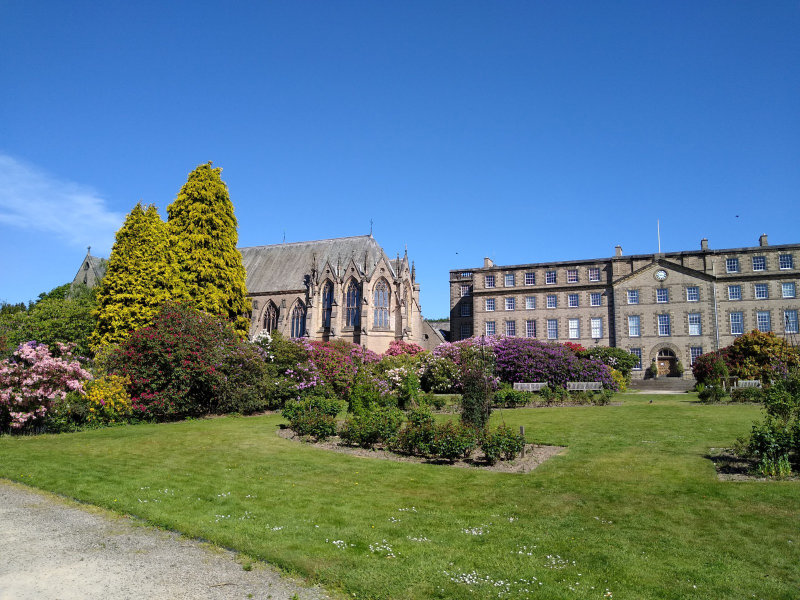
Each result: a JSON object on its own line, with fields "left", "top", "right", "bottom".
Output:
{"left": 707, "top": 448, "right": 800, "bottom": 482}
{"left": 276, "top": 427, "right": 565, "bottom": 474}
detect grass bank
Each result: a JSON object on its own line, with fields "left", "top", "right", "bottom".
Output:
{"left": 1, "top": 394, "right": 797, "bottom": 599}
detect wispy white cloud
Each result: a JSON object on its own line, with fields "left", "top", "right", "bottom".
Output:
{"left": 0, "top": 154, "right": 123, "bottom": 254}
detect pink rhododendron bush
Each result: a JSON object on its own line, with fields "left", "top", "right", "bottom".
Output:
{"left": 0, "top": 341, "right": 92, "bottom": 432}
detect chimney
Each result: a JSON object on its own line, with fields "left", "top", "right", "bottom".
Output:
{"left": 759, "top": 233, "right": 768, "bottom": 247}
{"left": 484, "top": 257, "right": 494, "bottom": 268}
{"left": 701, "top": 238, "right": 708, "bottom": 251}
{"left": 614, "top": 245, "right": 622, "bottom": 257}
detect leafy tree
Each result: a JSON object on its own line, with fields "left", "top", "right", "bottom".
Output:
{"left": 578, "top": 346, "right": 640, "bottom": 377}
{"left": 726, "top": 330, "right": 799, "bottom": 383}
{"left": 0, "top": 284, "right": 97, "bottom": 358}
{"left": 91, "top": 203, "right": 175, "bottom": 349}
{"left": 167, "top": 163, "right": 250, "bottom": 337}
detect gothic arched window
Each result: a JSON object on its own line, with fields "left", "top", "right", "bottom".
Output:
{"left": 346, "top": 281, "right": 360, "bottom": 328}
{"left": 290, "top": 303, "right": 306, "bottom": 338}
{"left": 374, "top": 280, "right": 390, "bottom": 328}
{"left": 322, "top": 281, "right": 333, "bottom": 328}
{"left": 263, "top": 302, "right": 279, "bottom": 333}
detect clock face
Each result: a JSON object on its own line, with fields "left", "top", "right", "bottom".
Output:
{"left": 655, "top": 269, "right": 668, "bottom": 281}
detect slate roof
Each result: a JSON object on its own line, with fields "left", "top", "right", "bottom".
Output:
{"left": 240, "top": 235, "right": 393, "bottom": 293}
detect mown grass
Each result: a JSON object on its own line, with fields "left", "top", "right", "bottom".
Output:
{"left": 1, "top": 394, "right": 798, "bottom": 599}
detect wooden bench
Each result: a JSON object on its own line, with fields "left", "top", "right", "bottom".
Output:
{"left": 566, "top": 381, "right": 603, "bottom": 392}
{"left": 513, "top": 382, "right": 548, "bottom": 392}
{"left": 734, "top": 379, "right": 762, "bottom": 389}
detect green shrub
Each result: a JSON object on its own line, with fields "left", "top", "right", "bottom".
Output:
{"left": 346, "top": 374, "right": 383, "bottom": 415}
{"left": 698, "top": 384, "right": 728, "bottom": 403}
{"left": 282, "top": 396, "right": 345, "bottom": 422}
{"left": 392, "top": 407, "right": 436, "bottom": 455}
{"left": 493, "top": 386, "right": 531, "bottom": 408}
{"left": 45, "top": 391, "right": 92, "bottom": 433}
{"left": 460, "top": 366, "right": 492, "bottom": 429}
{"left": 420, "top": 392, "right": 446, "bottom": 411}
{"left": 747, "top": 416, "right": 794, "bottom": 463}
{"left": 481, "top": 424, "right": 526, "bottom": 465}
{"left": 730, "top": 387, "right": 765, "bottom": 403}
{"left": 339, "top": 407, "right": 404, "bottom": 448}
{"left": 396, "top": 369, "right": 421, "bottom": 410}
{"left": 287, "top": 410, "right": 337, "bottom": 441}
{"left": 429, "top": 421, "right": 478, "bottom": 462}
{"left": 538, "top": 385, "right": 554, "bottom": 404}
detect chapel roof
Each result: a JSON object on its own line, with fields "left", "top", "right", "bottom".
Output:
{"left": 240, "top": 235, "right": 392, "bottom": 293}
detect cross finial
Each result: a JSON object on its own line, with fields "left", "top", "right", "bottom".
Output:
{"left": 87, "top": 246, "right": 91, "bottom": 254}
{"left": 369, "top": 219, "right": 373, "bottom": 237}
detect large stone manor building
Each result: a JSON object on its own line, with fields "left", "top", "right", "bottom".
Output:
{"left": 449, "top": 235, "right": 800, "bottom": 378}
{"left": 74, "top": 235, "right": 441, "bottom": 354}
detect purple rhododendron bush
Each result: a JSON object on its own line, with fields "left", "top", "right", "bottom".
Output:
{"left": 0, "top": 341, "right": 92, "bottom": 432}
{"left": 492, "top": 337, "right": 617, "bottom": 389}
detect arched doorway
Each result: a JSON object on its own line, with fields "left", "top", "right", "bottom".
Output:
{"left": 656, "top": 348, "right": 678, "bottom": 377}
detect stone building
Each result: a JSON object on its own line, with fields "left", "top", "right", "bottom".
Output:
{"left": 70, "top": 248, "right": 107, "bottom": 290}
{"left": 242, "top": 235, "right": 438, "bottom": 353}
{"left": 450, "top": 235, "right": 800, "bottom": 378}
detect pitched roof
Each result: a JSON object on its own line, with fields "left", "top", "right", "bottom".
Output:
{"left": 240, "top": 235, "right": 391, "bottom": 293}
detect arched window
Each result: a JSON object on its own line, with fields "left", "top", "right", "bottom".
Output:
{"left": 346, "top": 281, "right": 360, "bottom": 328}
{"left": 263, "top": 302, "right": 279, "bottom": 333}
{"left": 374, "top": 280, "right": 390, "bottom": 328}
{"left": 291, "top": 302, "right": 306, "bottom": 338}
{"left": 322, "top": 281, "right": 333, "bottom": 328}
{"left": 404, "top": 289, "right": 409, "bottom": 316}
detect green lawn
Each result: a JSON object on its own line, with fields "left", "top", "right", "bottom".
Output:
{"left": 1, "top": 394, "right": 798, "bottom": 599}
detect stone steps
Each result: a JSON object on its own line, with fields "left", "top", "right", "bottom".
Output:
{"left": 628, "top": 377, "right": 696, "bottom": 393}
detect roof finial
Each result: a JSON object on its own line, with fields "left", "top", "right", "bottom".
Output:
{"left": 370, "top": 219, "right": 373, "bottom": 237}
{"left": 87, "top": 245, "right": 91, "bottom": 255}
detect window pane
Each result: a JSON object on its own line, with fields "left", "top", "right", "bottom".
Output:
{"left": 785, "top": 310, "right": 799, "bottom": 334}
{"left": 588, "top": 267, "right": 600, "bottom": 282}
{"left": 568, "top": 318, "right": 580, "bottom": 339}
{"left": 730, "top": 312, "right": 743, "bottom": 335}
{"left": 688, "top": 313, "right": 701, "bottom": 336}
{"left": 590, "top": 293, "right": 602, "bottom": 306}
{"left": 485, "top": 275, "right": 495, "bottom": 288}
{"left": 783, "top": 282, "right": 796, "bottom": 298}
{"left": 628, "top": 315, "right": 640, "bottom": 337}
{"left": 756, "top": 311, "right": 771, "bottom": 332}
{"left": 546, "top": 295, "right": 557, "bottom": 308}
{"left": 546, "top": 271, "right": 556, "bottom": 284}
{"left": 686, "top": 286, "right": 699, "bottom": 302}
{"left": 525, "top": 272, "right": 536, "bottom": 285}
{"left": 567, "top": 269, "right": 578, "bottom": 283}
{"left": 627, "top": 290, "right": 639, "bottom": 304}
{"left": 658, "top": 314, "right": 671, "bottom": 336}
{"left": 591, "top": 318, "right": 603, "bottom": 338}
{"left": 630, "top": 348, "right": 642, "bottom": 370}
{"left": 460, "top": 303, "right": 472, "bottom": 317}
{"left": 779, "top": 254, "right": 794, "bottom": 269}
{"left": 505, "top": 297, "right": 515, "bottom": 310}
{"left": 726, "top": 258, "right": 739, "bottom": 273}
{"left": 505, "top": 320, "right": 516, "bottom": 336}
{"left": 485, "top": 298, "right": 495, "bottom": 311}
{"left": 525, "top": 296, "right": 536, "bottom": 309}
{"left": 547, "top": 319, "right": 558, "bottom": 339}
{"left": 690, "top": 347, "right": 703, "bottom": 365}
{"left": 754, "top": 284, "right": 768, "bottom": 299}
{"left": 728, "top": 285, "right": 741, "bottom": 300}
{"left": 485, "top": 321, "right": 495, "bottom": 336}
{"left": 568, "top": 294, "right": 579, "bottom": 307}
{"left": 656, "top": 288, "right": 669, "bottom": 303}
{"left": 526, "top": 320, "right": 536, "bottom": 337}
{"left": 752, "top": 256, "right": 765, "bottom": 271}
{"left": 505, "top": 274, "right": 515, "bottom": 287}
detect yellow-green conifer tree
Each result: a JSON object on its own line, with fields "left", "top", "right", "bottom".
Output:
{"left": 91, "top": 203, "right": 175, "bottom": 349}
{"left": 167, "top": 163, "right": 251, "bottom": 337}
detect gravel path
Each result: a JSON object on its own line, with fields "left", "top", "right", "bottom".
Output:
{"left": 0, "top": 481, "right": 332, "bottom": 600}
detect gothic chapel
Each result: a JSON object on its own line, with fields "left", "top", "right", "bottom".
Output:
{"left": 240, "top": 235, "right": 433, "bottom": 353}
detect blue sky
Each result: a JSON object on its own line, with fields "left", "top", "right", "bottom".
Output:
{"left": 1, "top": 1, "right": 798, "bottom": 317}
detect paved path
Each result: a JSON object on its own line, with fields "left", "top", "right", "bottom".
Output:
{"left": 0, "top": 481, "right": 332, "bottom": 600}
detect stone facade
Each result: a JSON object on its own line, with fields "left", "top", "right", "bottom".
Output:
{"left": 450, "top": 235, "right": 800, "bottom": 378}
{"left": 243, "top": 235, "right": 432, "bottom": 354}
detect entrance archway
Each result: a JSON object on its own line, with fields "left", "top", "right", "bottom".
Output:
{"left": 656, "top": 348, "right": 678, "bottom": 377}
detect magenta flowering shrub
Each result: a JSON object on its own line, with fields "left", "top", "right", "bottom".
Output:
{"left": 106, "top": 303, "right": 270, "bottom": 420}
{"left": 492, "top": 338, "right": 617, "bottom": 390}
{"left": 384, "top": 340, "right": 425, "bottom": 357}
{"left": 0, "top": 341, "right": 92, "bottom": 432}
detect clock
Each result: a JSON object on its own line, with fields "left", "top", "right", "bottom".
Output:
{"left": 655, "top": 269, "right": 668, "bottom": 281}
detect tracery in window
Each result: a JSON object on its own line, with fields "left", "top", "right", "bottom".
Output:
{"left": 346, "top": 280, "right": 360, "bottom": 328}
{"left": 290, "top": 302, "right": 306, "bottom": 338}
{"left": 374, "top": 280, "right": 390, "bottom": 328}
{"left": 263, "top": 301, "right": 279, "bottom": 333}
{"left": 322, "top": 281, "right": 333, "bottom": 328}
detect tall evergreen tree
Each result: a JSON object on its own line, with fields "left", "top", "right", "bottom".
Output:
{"left": 167, "top": 163, "right": 250, "bottom": 337}
{"left": 90, "top": 203, "right": 175, "bottom": 349}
